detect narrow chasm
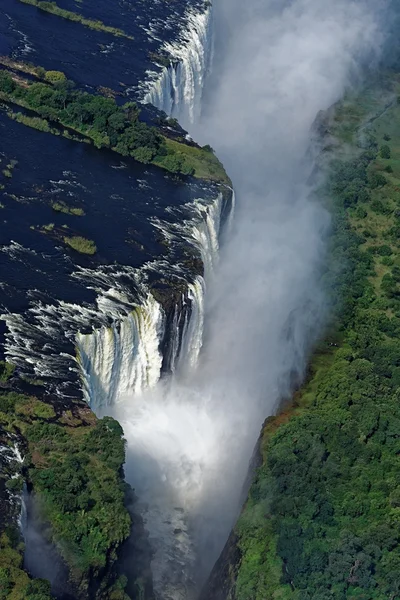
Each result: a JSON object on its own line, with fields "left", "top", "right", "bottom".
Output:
{"left": 0, "top": 0, "right": 397, "bottom": 599}
{"left": 87, "top": 0, "right": 394, "bottom": 599}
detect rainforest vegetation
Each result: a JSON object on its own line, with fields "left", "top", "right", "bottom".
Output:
{"left": 233, "top": 80, "right": 400, "bottom": 600}
{"left": 0, "top": 380, "right": 131, "bottom": 599}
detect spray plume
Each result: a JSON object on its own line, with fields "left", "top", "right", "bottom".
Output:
{"left": 100, "top": 0, "right": 389, "bottom": 596}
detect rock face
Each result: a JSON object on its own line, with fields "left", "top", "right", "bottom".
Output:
{"left": 199, "top": 424, "right": 265, "bottom": 600}
{"left": 199, "top": 531, "right": 240, "bottom": 600}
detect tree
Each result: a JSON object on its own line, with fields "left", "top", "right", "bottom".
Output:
{"left": 122, "top": 101, "right": 140, "bottom": 122}
{"left": 0, "top": 71, "right": 16, "bottom": 94}
{"left": 380, "top": 145, "right": 391, "bottom": 159}
{"left": 26, "top": 579, "right": 52, "bottom": 599}
{"left": 369, "top": 172, "right": 386, "bottom": 188}
{"left": 132, "top": 146, "right": 154, "bottom": 163}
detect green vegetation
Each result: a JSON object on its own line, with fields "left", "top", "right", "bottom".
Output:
{"left": 380, "top": 144, "right": 391, "bottom": 159}
{"left": 233, "top": 80, "right": 400, "bottom": 600}
{"left": 0, "top": 56, "right": 47, "bottom": 79}
{"left": 0, "top": 158, "right": 17, "bottom": 180}
{"left": 18, "top": 0, "right": 133, "bottom": 39}
{"left": 0, "top": 70, "right": 228, "bottom": 182}
{"left": 155, "top": 138, "right": 230, "bottom": 184}
{"left": 0, "top": 361, "right": 15, "bottom": 382}
{"left": 7, "top": 111, "right": 54, "bottom": 135}
{"left": 0, "top": 388, "right": 131, "bottom": 597}
{"left": 44, "top": 70, "right": 66, "bottom": 84}
{"left": 64, "top": 235, "right": 97, "bottom": 254}
{"left": 0, "top": 530, "right": 52, "bottom": 600}
{"left": 51, "top": 201, "right": 85, "bottom": 216}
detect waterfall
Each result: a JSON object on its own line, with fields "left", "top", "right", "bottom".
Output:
{"left": 19, "top": 482, "right": 28, "bottom": 534}
{"left": 0, "top": 436, "right": 24, "bottom": 535}
{"left": 73, "top": 188, "right": 226, "bottom": 409}
{"left": 77, "top": 293, "right": 164, "bottom": 409}
{"left": 151, "top": 192, "right": 225, "bottom": 373}
{"left": 141, "top": 4, "right": 213, "bottom": 127}
{"left": 179, "top": 276, "right": 206, "bottom": 370}
{"left": 190, "top": 192, "right": 222, "bottom": 279}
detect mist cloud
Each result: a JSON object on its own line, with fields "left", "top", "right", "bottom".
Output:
{"left": 112, "top": 0, "right": 390, "bottom": 594}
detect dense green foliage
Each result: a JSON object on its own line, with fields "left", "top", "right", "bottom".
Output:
{"left": 0, "top": 530, "right": 52, "bottom": 600}
{"left": 0, "top": 388, "right": 131, "bottom": 597}
{"left": 18, "top": 0, "right": 133, "bottom": 39}
{"left": 27, "top": 417, "right": 130, "bottom": 575}
{"left": 64, "top": 235, "right": 97, "bottom": 254}
{"left": 0, "top": 71, "right": 165, "bottom": 163}
{"left": 234, "top": 83, "right": 400, "bottom": 599}
{"left": 0, "top": 69, "right": 229, "bottom": 182}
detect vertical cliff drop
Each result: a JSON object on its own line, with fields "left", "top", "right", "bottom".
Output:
{"left": 97, "top": 1, "right": 389, "bottom": 598}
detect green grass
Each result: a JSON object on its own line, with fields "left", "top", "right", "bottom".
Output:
{"left": 16, "top": 397, "right": 56, "bottom": 419}
{"left": 18, "top": 0, "right": 133, "bottom": 39}
{"left": 64, "top": 235, "right": 97, "bottom": 254}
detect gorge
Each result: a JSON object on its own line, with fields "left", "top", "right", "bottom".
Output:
{"left": 1, "top": 0, "right": 399, "bottom": 599}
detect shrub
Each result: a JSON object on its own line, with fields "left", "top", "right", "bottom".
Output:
{"left": 64, "top": 235, "right": 97, "bottom": 255}
{"left": 51, "top": 201, "right": 85, "bottom": 216}
{"left": 44, "top": 70, "right": 66, "bottom": 84}
{"left": 369, "top": 172, "right": 387, "bottom": 188}
{"left": 376, "top": 245, "right": 393, "bottom": 256}
{"left": 9, "top": 112, "right": 52, "bottom": 133}
{"left": 355, "top": 207, "right": 367, "bottom": 219}
{"left": 380, "top": 144, "right": 391, "bottom": 159}
{"left": 371, "top": 199, "right": 388, "bottom": 214}
{"left": 0, "top": 361, "right": 15, "bottom": 382}
{"left": 0, "top": 71, "right": 16, "bottom": 94}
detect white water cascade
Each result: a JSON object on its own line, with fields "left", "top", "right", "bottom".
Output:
{"left": 77, "top": 293, "right": 164, "bottom": 407}
{"left": 74, "top": 189, "right": 226, "bottom": 413}
{"left": 93, "top": 0, "right": 389, "bottom": 597}
{"left": 141, "top": 4, "right": 213, "bottom": 129}
{"left": 151, "top": 192, "right": 225, "bottom": 373}
{"left": 179, "top": 276, "right": 205, "bottom": 370}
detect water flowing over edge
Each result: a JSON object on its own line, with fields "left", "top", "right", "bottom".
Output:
{"left": 1, "top": 189, "right": 230, "bottom": 408}
{"left": 139, "top": 3, "right": 213, "bottom": 128}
